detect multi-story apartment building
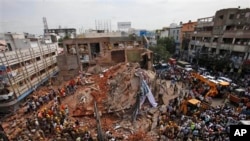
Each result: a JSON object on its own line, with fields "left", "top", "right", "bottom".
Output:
{"left": 169, "top": 23, "right": 182, "bottom": 53}
{"left": 0, "top": 40, "right": 59, "bottom": 112}
{"left": 190, "top": 8, "right": 250, "bottom": 62}
{"left": 181, "top": 21, "right": 197, "bottom": 49}
{"left": 181, "top": 21, "right": 197, "bottom": 40}
{"left": 155, "top": 27, "right": 169, "bottom": 40}
{"left": 62, "top": 37, "right": 144, "bottom": 64}
{"left": 58, "top": 36, "right": 152, "bottom": 81}
{"left": 180, "top": 21, "right": 197, "bottom": 60}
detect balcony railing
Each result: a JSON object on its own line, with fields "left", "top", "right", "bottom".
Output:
{"left": 0, "top": 46, "right": 57, "bottom": 66}
{"left": 223, "top": 30, "right": 250, "bottom": 38}
{"left": 196, "top": 21, "right": 214, "bottom": 27}
{"left": 7, "top": 65, "right": 59, "bottom": 100}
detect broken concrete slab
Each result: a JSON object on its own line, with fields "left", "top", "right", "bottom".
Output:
{"left": 147, "top": 107, "right": 158, "bottom": 115}
{"left": 150, "top": 111, "right": 160, "bottom": 130}
{"left": 159, "top": 105, "right": 167, "bottom": 114}
{"left": 87, "top": 65, "right": 102, "bottom": 74}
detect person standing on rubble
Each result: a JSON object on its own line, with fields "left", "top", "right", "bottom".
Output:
{"left": 25, "top": 118, "right": 31, "bottom": 131}
{"left": 57, "top": 95, "right": 61, "bottom": 105}
{"left": 170, "top": 78, "right": 174, "bottom": 88}
{"left": 65, "top": 105, "right": 69, "bottom": 116}
{"left": 173, "top": 84, "right": 178, "bottom": 95}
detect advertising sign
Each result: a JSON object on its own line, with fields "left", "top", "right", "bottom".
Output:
{"left": 117, "top": 22, "right": 131, "bottom": 29}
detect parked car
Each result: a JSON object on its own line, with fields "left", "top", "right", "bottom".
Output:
{"left": 153, "top": 63, "right": 170, "bottom": 73}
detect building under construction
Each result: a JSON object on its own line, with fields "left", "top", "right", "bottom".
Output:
{"left": 0, "top": 43, "right": 59, "bottom": 113}
{"left": 56, "top": 36, "right": 152, "bottom": 81}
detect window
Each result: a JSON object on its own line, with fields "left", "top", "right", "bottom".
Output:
{"left": 229, "top": 14, "right": 234, "bottom": 19}
{"left": 219, "top": 15, "right": 224, "bottom": 20}
{"left": 176, "top": 36, "right": 178, "bottom": 40}
{"left": 213, "top": 38, "right": 218, "bottom": 42}
{"left": 246, "top": 12, "right": 250, "bottom": 18}
{"left": 177, "top": 30, "right": 179, "bottom": 34}
{"left": 236, "top": 14, "right": 240, "bottom": 19}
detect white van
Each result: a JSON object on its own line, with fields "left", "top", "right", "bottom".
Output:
{"left": 218, "top": 77, "right": 232, "bottom": 83}
{"left": 206, "top": 75, "right": 215, "bottom": 80}
{"left": 209, "top": 79, "right": 219, "bottom": 84}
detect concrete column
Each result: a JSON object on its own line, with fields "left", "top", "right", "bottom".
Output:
{"left": 216, "top": 37, "right": 223, "bottom": 55}
{"left": 63, "top": 44, "right": 68, "bottom": 55}
{"left": 244, "top": 46, "right": 250, "bottom": 60}
{"left": 216, "top": 47, "right": 220, "bottom": 55}
{"left": 232, "top": 38, "right": 236, "bottom": 45}
{"left": 87, "top": 43, "right": 92, "bottom": 61}
{"left": 99, "top": 41, "right": 103, "bottom": 57}
{"left": 230, "top": 38, "right": 236, "bottom": 54}
{"left": 75, "top": 42, "right": 82, "bottom": 71}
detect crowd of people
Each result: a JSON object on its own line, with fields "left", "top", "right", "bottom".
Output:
{"left": 20, "top": 102, "right": 93, "bottom": 141}
{"left": 24, "top": 79, "right": 79, "bottom": 113}
{"left": 156, "top": 63, "right": 250, "bottom": 141}
{"left": 4, "top": 62, "right": 250, "bottom": 141}
{"left": 159, "top": 95, "right": 250, "bottom": 141}
{"left": 9, "top": 76, "right": 97, "bottom": 141}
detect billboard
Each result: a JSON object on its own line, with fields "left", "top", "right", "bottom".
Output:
{"left": 117, "top": 22, "right": 131, "bottom": 29}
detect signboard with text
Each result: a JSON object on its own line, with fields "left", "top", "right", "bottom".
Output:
{"left": 230, "top": 125, "right": 250, "bottom": 140}
{"left": 117, "top": 22, "right": 131, "bottom": 29}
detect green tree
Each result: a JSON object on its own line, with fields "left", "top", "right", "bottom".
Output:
{"left": 128, "top": 33, "right": 137, "bottom": 40}
{"left": 149, "top": 44, "right": 170, "bottom": 63}
{"left": 182, "top": 38, "right": 190, "bottom": 51}
{"left": 58, "top": 38, "right": 63, "bottom": 43}
{"left": 63, "top": 35, "right": 70, "bottom": 40}
{"left": 157, "top": 37, "right": 176, "bottom": 54}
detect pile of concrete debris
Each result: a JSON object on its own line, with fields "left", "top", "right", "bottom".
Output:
{"left": 1, "top": 62, "right": 173, "bottom": 140}
{"left": 72, "top": 62, "right": 157, "bottom": 117}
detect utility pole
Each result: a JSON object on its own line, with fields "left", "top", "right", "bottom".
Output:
{"left": 94, "top": 101, "right": 104, "bottom": 141}
{"left": 132, "top": 73, "right": 143, "bottom": 123}
{"left": 132, "top": 92, "right": 141, "bottom": 123}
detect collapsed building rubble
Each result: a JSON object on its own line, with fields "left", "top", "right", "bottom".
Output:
{"left": 1, "top": 62, "right": 173, "bottom": 140}
{"left": 72, "top": 62, "right": 157, "bottom": 117}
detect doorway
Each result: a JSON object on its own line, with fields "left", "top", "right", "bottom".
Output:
{"left": 90, "top": 43, "right": 100, "bottom": 58}
{"left": 7, "top": 43, "right": 12, "bottom": 51}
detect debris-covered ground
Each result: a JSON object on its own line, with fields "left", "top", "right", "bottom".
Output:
{"left": 2, "top": 62, "right": 179, "bottom": 141}
{"left": 1, "top": 61, "right": 231, "bottom": 141}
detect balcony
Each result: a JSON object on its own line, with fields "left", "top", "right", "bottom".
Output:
{"left": 210, "top": 43, "right": 218, "bottom": 48}
{"left": 232, "top": 44, "right": 248, "bottom": 52}
{"left": 223, "top": 30, "right": 250, "bottom": 38}
{"left": 196, "top": 21, "right": 214, "bottom": 28}
{"left": 190, "top": 40, "right": 199, "bottom": 46}
{"left": 190, "top": 40, "right": 210, "bottom": 46}
{"left": 0, "top": 46, "right": 57, "bottom": 66}
{"left": 193, "top": 31, "right": 212, "bottom": 37}
{"left": 219, "top": 44, "right": 248, "bottom": 52}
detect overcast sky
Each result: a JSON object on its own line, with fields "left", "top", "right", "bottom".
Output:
{"left": 0, "top": 0, "right": 249, "bottom": 35}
